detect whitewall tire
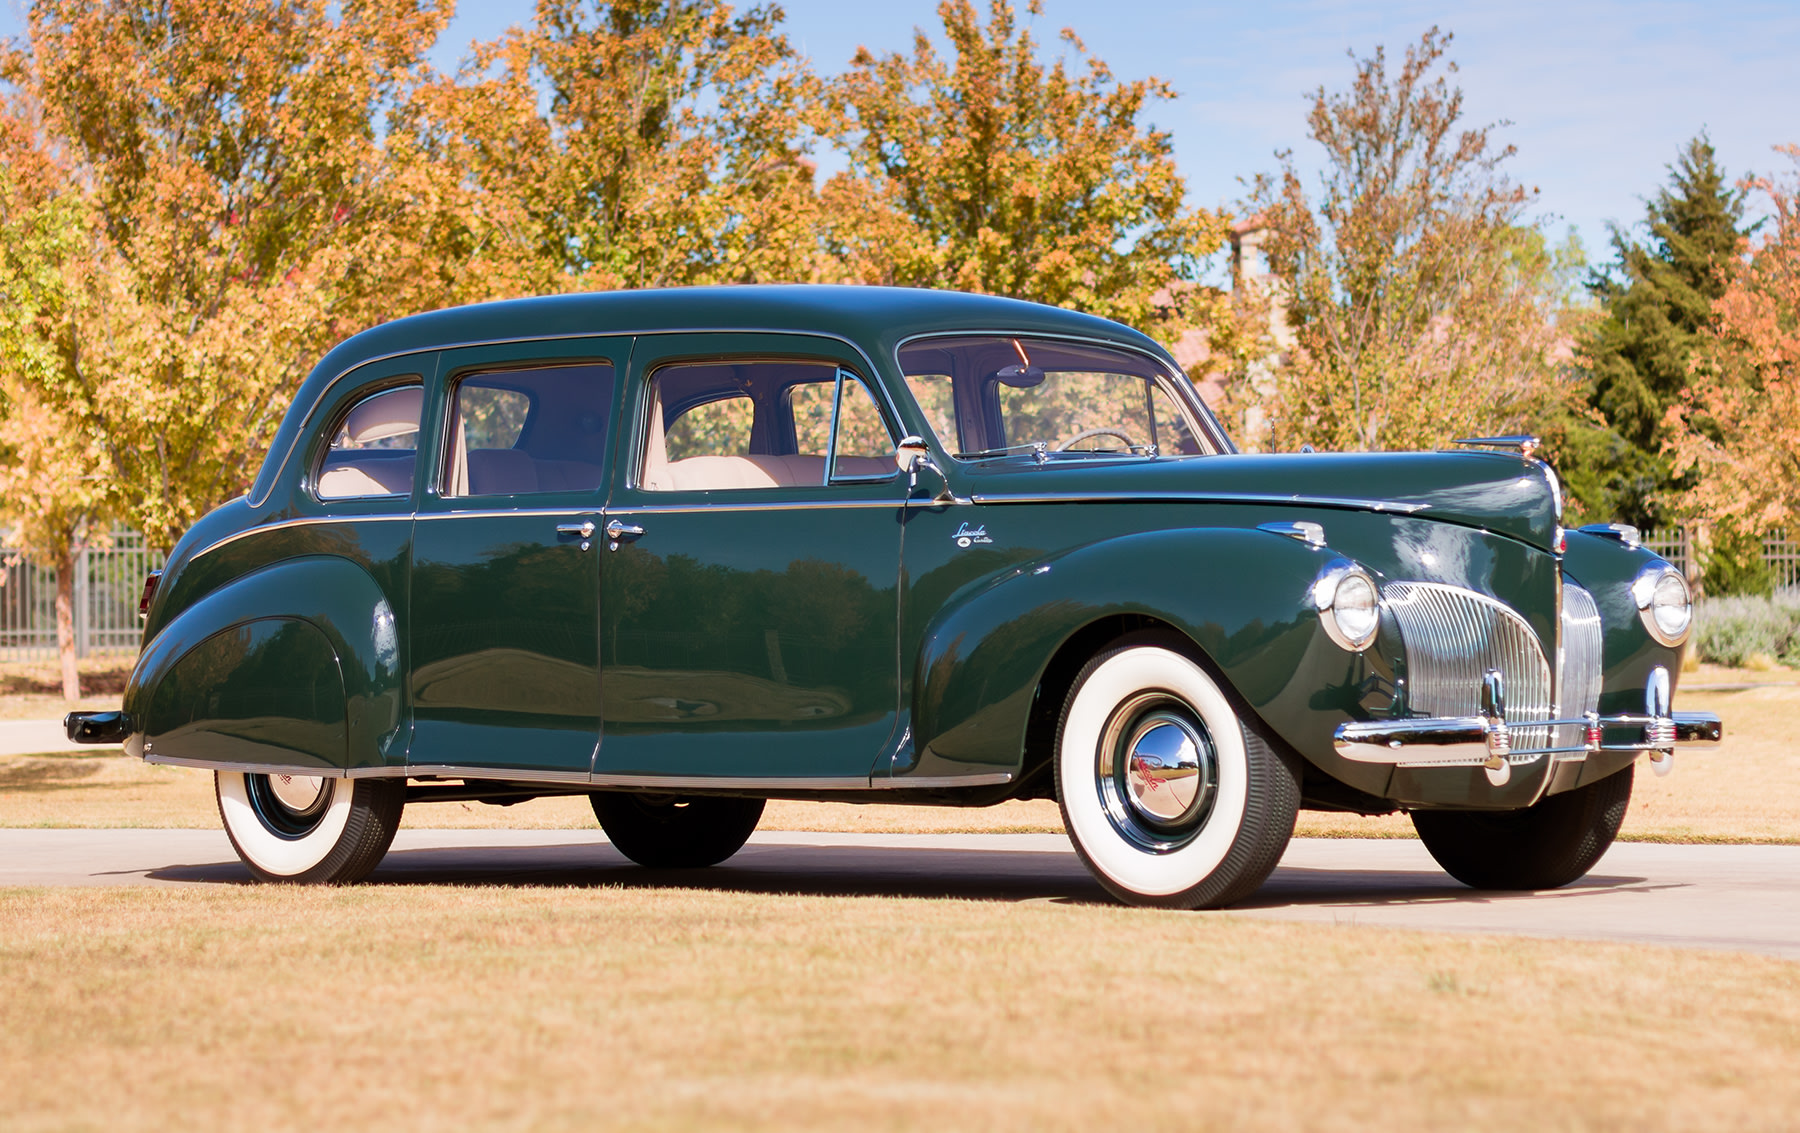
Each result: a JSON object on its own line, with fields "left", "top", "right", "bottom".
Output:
{"left": 1055, "top": 638, "right": 1299, "bottom": 909}
{"left": 216, "top": 771, "right": 405, "bottom": 884}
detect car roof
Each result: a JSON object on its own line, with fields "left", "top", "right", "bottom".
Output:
{"left": 319, "top": 285, "right": 1162, "bottom": 375}
{"left": 252, "top": 285, "right": 1176, "bottom": 508}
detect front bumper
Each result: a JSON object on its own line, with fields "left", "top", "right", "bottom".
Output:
{"left": 1333, "top": 665, "right": 1722, "bottom": 784}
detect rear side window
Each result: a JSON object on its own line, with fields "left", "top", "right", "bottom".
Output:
{"left": 316, "top": 384, "right": 423, "bottom": 500}
{"left": 444, "top": 363, "right": 615, "bottom": 498}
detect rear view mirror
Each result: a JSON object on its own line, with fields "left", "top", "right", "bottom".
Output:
{"left": 993, "top": 364, "right": 1045, "bottom": 388}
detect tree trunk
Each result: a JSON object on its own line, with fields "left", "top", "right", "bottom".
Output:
{"left": 53, "top": 546, "right": 81, "bottom": 701}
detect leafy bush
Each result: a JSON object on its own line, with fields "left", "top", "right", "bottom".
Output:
{"left": 1691, "top": 591, "right": 1800, "bottom": 667}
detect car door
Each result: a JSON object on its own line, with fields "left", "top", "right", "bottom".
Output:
{"left": 406, "top": 338, "right": 629, "bottom": 777}
{"left": 594, "top": 333, "right": 906, "bottom": 785}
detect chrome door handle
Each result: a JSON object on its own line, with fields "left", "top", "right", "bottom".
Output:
{"left": 556, "top": 521, "right": 596, "bottom": 539}
{"left": 604, "top": 519, "right": 645, "bottom": 550}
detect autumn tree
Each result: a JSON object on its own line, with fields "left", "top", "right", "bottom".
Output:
{"left": 0, "top": 142, "right": 120, "bottom": 699}
{"left": 1241, "top": 28, "right": 1578, "bottom": 453}
{"left": 4, "top": 0, "right": 461, "bottom": 552}
{"left": 825, "top": 0, "right": 1227, "bottom": 334}
{"left": 1556, "top": 136, "right": 1750, "bottom": 528}
{"left": 1664, "top": 147, "right": 1800, "bottom": 568}
{"left": 424, "top": 0, "right": 830, "bottom": 293}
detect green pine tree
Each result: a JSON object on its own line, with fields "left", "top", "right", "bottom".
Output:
{"left": 1556, "top": 134, "right": 1748, "bottom": 528}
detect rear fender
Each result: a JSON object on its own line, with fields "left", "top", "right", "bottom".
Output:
{"left": 124, "top": 556, "right": 403, "bottom": 771}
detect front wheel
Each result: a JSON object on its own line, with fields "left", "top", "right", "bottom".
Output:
{"left": 590, "top": 792, "right": 764, "bottom": 869}
{"left": 1055, "top": 640, "right": 1299, "bottom": 909}
{"left": 216, "top": 771, "right": 404, "bottom": 884}
{"left": 1412, "top": 765, "right": 1633, "bottom": 890}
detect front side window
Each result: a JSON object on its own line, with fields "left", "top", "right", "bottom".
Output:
{"left": 316, "top": 383, "right": 422, "bottom": 500}
{"left": 444, "top": 363, "right": 615, "bottom": 497}
{"left": 897, "top": 336, "right": 1216, "bottom": 460}
{"left": 641, "top": 360, "right": 895, "bottom": 491}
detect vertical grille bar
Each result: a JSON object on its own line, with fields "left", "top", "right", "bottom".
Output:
{"left": 1556, "top": 583, "right": 1605, "bottom": 759}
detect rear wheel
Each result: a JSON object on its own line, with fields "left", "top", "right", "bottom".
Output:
{"left": 216, "top": 771, "right": 404, "bottom": 884}
{"left": 1412, "top": 765, "right": 1633, "bottom": 890}
{"left": 1055, "top": 638, "right": 1299, "bottom": 909}
{"left": 590, "top": 792, "right": 764, "bottom": 868}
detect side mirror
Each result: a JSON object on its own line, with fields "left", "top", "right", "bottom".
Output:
{"left": 895, "top": 435, "right": 930, "bottom": 473}
{"left": 894, "top": 435, "right": 961, "bottom": 505}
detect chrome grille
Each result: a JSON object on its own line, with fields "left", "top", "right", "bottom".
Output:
{"left": 1385, "top": 581, "right": 1552, "bottom": 765}
{"left": 1556, "top": 582, "right": 1605, "bottom": 760}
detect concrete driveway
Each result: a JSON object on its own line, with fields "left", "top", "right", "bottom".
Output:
{"left": 2, "top": 827, "right": 1796, "bottom": 959}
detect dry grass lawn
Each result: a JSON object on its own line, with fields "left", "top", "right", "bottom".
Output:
{"left": 2, "top": 884, "right": 1798, "bottom": 1132}
{"left": 3, "top": 661, "right": 1793, "bottom": 843}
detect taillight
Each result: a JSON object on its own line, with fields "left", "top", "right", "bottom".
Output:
{"left": 139, "top": 570, "right": 162, "bottom": 618}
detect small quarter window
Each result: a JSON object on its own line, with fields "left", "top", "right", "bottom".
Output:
{"left": 317, "top": 384, "right": 422, "bottom": 500}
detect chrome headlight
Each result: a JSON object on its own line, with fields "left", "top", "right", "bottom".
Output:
{"left": 1631, "top": 562, "right": 1692, "bottom": 647}
{"left": 1312, "top": 560, "right": 1380, "bottom": 652}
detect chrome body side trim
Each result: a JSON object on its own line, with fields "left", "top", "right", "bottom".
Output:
{"left": 146, "top": 754, "right": 353, "bottom": 778}
{"left": 967, "top": 491, "right": 1430, "bottom": 514}
{"left": 873, "top": 772, "right": 1014, "bottom": 789}
{"left": 146, "top": 758, "right": 1016, "bottom": 792}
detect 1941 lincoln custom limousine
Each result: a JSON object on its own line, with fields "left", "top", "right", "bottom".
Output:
{"left": 67, "top": 285, "right": 1723, "bottom": 907}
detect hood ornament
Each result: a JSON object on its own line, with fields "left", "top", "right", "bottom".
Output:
{"left": 1450, "top": 435, "right": 1540, "bottom": 458}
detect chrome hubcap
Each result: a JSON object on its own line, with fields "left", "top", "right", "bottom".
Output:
{"left": 1096, "top": 693, "right": 1218, "bottom": 853}
{"left": 1124, "top": 713, "right": 1208, "bottom": 824}
{"left": 266, "top": 773, "right": 326, "bottom": 814}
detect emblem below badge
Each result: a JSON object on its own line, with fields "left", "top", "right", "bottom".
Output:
{"left": 953, "top": 522, "right": 994, "bottom": 549}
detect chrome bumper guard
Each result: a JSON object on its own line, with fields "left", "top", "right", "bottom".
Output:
{"left": 1332, "top": 665, "right": 1722, "bottom": 786}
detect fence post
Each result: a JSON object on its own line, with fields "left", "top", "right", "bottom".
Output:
{"left": 74, "top": 545, "right": 89, "bottom": 660}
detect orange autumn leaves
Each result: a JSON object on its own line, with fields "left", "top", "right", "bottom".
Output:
{"left": 1666, "top": 146, "right": 1800, "bottom": 534}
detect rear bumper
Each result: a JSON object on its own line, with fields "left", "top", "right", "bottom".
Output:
{"left": 64, "top": 711, "right": 132, "bottom": 745}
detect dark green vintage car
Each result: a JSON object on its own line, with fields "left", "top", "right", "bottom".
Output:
{"left": 66, "top": 286, "right": 1722, "bottom": 907}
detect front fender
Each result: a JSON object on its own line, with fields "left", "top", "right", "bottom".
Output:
{"left": 905, "top": 527, "right": 1382, "bottom": 783}
{"left": 123, "top": 555, "right": 403, "bottom": 771}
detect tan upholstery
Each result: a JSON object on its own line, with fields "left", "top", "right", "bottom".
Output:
{"left": 657, "top": 453, "right": 894, "bottom": 490}
{"left": 317, "top": 454, "right": 415, "bottom": 499}
{"left": 466, "top": 448, "right": 538, "bottom": 495}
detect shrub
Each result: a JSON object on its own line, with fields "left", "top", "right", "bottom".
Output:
{"left": 1691, "top": 590, "right": 1800, "bottom": 667}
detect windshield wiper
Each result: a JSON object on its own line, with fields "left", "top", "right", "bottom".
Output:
{"left": 954, "top": 441, "right": 1050, "bottom": 462}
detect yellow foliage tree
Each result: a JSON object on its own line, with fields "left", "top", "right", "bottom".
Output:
{"left": 825, "top": 0, "right": 1228, "bottom": 336}
{"left": 5, "top": 0, "right": 466, "bottom": 553}
{"left": 423, "top": 0, "right": 831, "bottom": 292}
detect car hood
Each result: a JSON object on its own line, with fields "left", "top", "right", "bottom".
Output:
{"left": 963, "top": 450, "right": 1561, "bottom": 551}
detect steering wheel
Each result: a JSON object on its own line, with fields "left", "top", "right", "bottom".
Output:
{"left": 1057, "top": 427, "right": 1137, "bottom": 451}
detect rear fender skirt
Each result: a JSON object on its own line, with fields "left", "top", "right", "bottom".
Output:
{"left": 124, "top": 556, "right": 403, "bottom": 770}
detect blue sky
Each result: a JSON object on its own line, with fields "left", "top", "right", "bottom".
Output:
{"left": 6, "top": 0, "right": 1797, "bottom": 268}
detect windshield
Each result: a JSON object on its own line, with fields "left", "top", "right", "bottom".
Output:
{"left": 896, "top": 335, "right": 1218, "bottom": 460}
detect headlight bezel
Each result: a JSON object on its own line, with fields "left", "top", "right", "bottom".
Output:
{"left": 1630, "top": 561, "right": 1693, "bottom": 647}
{"left": 1312, "top": 559, "right": 1381, "bottom": 653}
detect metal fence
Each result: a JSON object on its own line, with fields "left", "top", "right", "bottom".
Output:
{"left": 1634, "top": 529, "right": 1800, "bottom": 591}
{"left": 0, "top": 526, "right": 163, "bottom": 662}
